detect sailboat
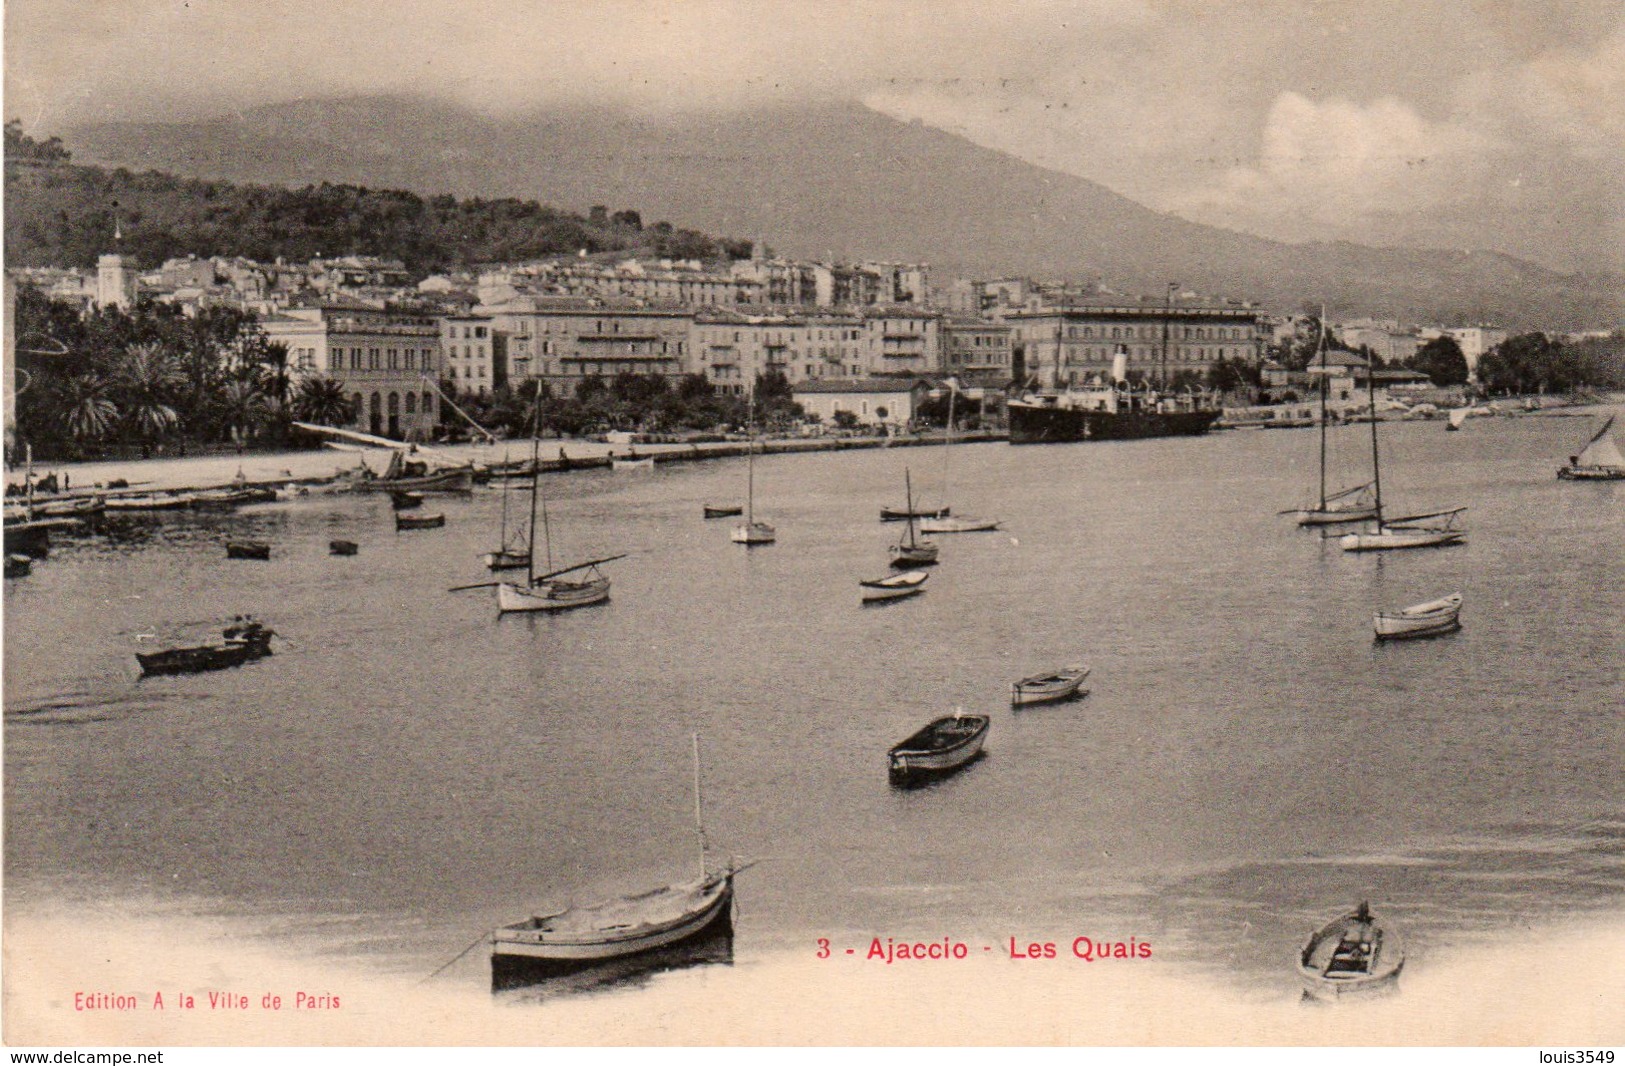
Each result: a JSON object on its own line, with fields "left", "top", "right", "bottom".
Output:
{"left": 918, "top": 382, "right": 1001, "bottom": 534}
{"left": 496, "top": 433, "right": 624, "bottom": 613}
{"left": 490, "top": 734, "right": 743, "bottom": 987}
{"left": 1558, "top": 416, "right": 1625, "bottom": 480}
{"left": 1338, "top": 367, "right": 1466, "bottom": 552}
{"left": 889, "top": 469, "right": 939, "bottom": 568}
{"left": 483, "top": 450, "right": 530, "bottom": 571}
{"left": 730, "top": 418, "right": 775, "bottom": 545}
{"left": 1285, "top": 319, "right": 1377, "bottom": 526}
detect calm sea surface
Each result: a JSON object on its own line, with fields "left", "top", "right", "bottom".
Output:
{"left": 5, "top": 409, "right": 1623, "bottom": 998}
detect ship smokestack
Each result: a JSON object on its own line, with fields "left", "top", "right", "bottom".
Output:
{"left": 1111, "top": 347, "right": 1128, "bottom": 384}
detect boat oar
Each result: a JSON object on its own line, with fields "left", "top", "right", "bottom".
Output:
{"left": 448, "top": 580, "right": 502, "bottom": 592}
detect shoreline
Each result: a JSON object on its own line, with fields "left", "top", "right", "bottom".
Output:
{"left": 3, "top": 430, "right": 1007, "bottom": 497}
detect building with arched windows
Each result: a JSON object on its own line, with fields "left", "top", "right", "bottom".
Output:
{"left": 1004, "top": 302, "right": 1268, "bottom": 388}
{"left": 260, "top": 302, "right": 442, "bottom": 440}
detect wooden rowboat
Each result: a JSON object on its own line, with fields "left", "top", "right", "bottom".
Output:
{"left": 919, "top": 515, "right": 1000, "bottom": 534}
{"left": 880, "top": 504, "right": 949, "bottom": 522}
{"left": 1298, "top": 903, "right": 1404, "bottom": 999}
{"left": 329, "top": 539, "right": 359, "bottom": 556}
{"left": 888, "top": 712, "right": 989, "bottom": 785}
{"left": 395, "top": 513, "right": 446, "bottom": 531}
{"left": 492, "top": 869, "right": 734, "bottom": 986}
{"left": 703, "top": 504, "right": 743, "bottom": 519}
{"left": 225, "top": 540, "right": 271, "bottom": 560}
{"left": 135, "top": 619, "right": 275, "bottom": 678}
{"left": 1373, "top": 592, "right": 1462, "bottom": 641}
{"left": 1011, "top": 664, "right": 1091, "bottom": 706}
{"left": 860, "top": 569, "right": 928, "bottom": 603}
{"left": 390, "top": 490, "right": 425, "bottom": 510}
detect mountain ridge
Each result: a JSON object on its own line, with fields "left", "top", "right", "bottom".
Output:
{"left": 56, "top": 95, "right": 1625, "bottom": 329}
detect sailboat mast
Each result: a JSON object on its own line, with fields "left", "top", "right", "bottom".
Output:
{"left": 941, "top": 384, "right": 955, "bottom": 505}
{"left": 904, "top": 468, "right": 917, "bottom": 549}
{"left": 1366, "top": 353, "right": 1384, "bottom": 529}
{"left": 525, "top": 430, "right": 541, "bottom": 584}
{"left": 498, "top": 448, "right": 513, "bottom": 549}
{"left": 1318, "top": 310, "right": 1329, "bottom": 510}
{"left": 692, "top": 732, "right": 709, "bottom": 879}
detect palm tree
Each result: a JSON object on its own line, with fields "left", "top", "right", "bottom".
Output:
{"left": 220, "top": 375, "right": 270, "bottom": 446}
{"left": 115, "top": 342, "right": 183, "bottom": 446}
{"left": 293, "top": 375, "right": 356, "bottom": 427}
{"left": 58, "top": 374, "right": 119, "bottom": 443}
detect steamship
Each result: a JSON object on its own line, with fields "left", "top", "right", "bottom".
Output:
{"left": 1008, "top": 352, "right": 1221, "bottom": 444}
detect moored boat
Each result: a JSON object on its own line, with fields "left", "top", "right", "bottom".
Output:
{"left": 880, "top": 504, "right": 949, "bottom": 522}
{"left": 1011, "top": 664, "right": 1091, "bottom": 706}
{"left": 1373, "top": 592, "right": 1462, "bottom": 641}
{"left": 135, "top": 618, "right": 275, "bottom": 678}
{"left": 611, "top": 454, "right": 656, "bottom": 472}
{"left": 888, "top": 712, "right": 990, "bottom": 785}
{"left": 731, "top": 432, "right": 775, "bottom": 545}
{"left": 390, "top": 490, "right": 425, "bottom": 510}
{"left": 491, "top": 868, "right": 735, "bottom": 986}
{"left": 328, "top": 539, "right": 359, "bottom": 556}
{"left": 1298, "top": 902, "right": 1405, "bottom": 999}
{"left": 860, "top": 569, "right": 928, "bottom": 603}
{"left": 495, "top": 427, "right": 624, "bottom": 614}
{"left": 491, "top": 734, "right": 740, "bottom": 987}
{"left": 1338, "top": 365, "right": 1466, "bottom": 552}
{"left": 703, "top": 504, "right": 743, "bottom": 519}
{"left": 889, "top": 469, "right": 939, "bottom": 568}
{"left": 225, "top": 540, "right": 271, "bottom": 560}
{"left": 1558, "top": 416, "right": 1625, "bottom": 480}
{"left": 104, "top": 491, "right": 199, "bottom": 511}
{"left": 5, "top": 553, "right": 33, "bottom": 578}
{"left": 396, "top": 513, "right": 446, "bottom": 531}
{"left": 919, "top": 515, "right": 1000, "bottom": 534}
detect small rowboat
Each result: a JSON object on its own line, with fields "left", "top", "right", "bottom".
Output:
{"left": 1373, "top": 592, "right": 1462, "bottom": 641}
{"left": 860, "top": 569, "right": 928, "bottom": 603}
{"left": 880, "top": 504, "right": 949, "bottom": 522}
{"left": 889, "top": 540, "right": 939, "bottom": 568}
{"left": 703, "top": 504, "right": 743, "bottom": 519}
{"left": 396, "top": 513, "right": 446, "bottom": 531}
{"left": 390, "top": 490, "right": 425, "bottom": 510}
{"left": 356, "top": 467, "right": 475, "bottom": 493}
{"left": 611, "top": 455, "right": 655, "bottom": 472}
{"left": 888, "top": 712, "right": 990, "bottom": 785}
{"left": 135, "top": 619, "right": 275, "bottom": 678}
{"left": 919, "top": 515, "right": 1000, "bottom": 534}
{"left": 225, "top": 540, "right": 271, "bottom": 560}
{"left": 483, "top": 548, "right": 531, "bottom": 571}
{"left": 329, "top": 539, "right": 359, "bottom": 556}
{"left": 730, "top": 520, "right": 775, "bottom": 545}
{"left": 104, "top": 492, "right": 199, "bottom": 511}
{"left": 1298, "top": 903, "right": 1404, "bottom": 999}
{"left": 1011, "top": 663, "right": 1091, "bottom": 706}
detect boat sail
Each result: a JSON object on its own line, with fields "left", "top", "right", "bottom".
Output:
{"left": 490, "top": 734, "right": 741, "bottom": 987}
{"left": 1338, "top": 367, "right": 1466, "bottom": 552}
{"left": 496, "top": 431, "right": 623, "bottom": 613}
{"left": 1558, "top": 416, "right": 1625, "bottom": 480}
{"left": 919, "top": 381, "right": 1000, "bottom": 534}
{"left": 1285, "top": 315, "right": 1376, "bottom": 526}
{"left": 731, "top": 406, "right": 775, "bottom": 545}
{"left": 889, "top": 469, "right": 939, "bottom": 568}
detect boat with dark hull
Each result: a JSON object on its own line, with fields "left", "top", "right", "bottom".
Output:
{"left": 135, "top": 619, "right": 275, "bottom": 678}
{"left": 1008, "top": 391, "right": 1220, "bottom": 443}
{"left": 225, "top": 540, "right": 271, "bottom": 560}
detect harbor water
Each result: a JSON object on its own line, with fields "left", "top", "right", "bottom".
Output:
{"left": 5, "top": 410, "right": 1622, "bottom": 1042}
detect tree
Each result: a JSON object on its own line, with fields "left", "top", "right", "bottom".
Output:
{"left": 1409, "top": 336, "right": 1469, "bottom": 386}
{"left": 57, "top": 375, "right": 118, "bottom": 443}
{"left": 292, "top": 375, "right": 355, "bottom": 426}
{"left": 114, "top": 342, "right": 183, "bottom": 444}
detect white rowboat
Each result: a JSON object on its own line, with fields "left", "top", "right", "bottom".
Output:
{"left": 1298, "top": 903, "right": 1404, "bottom": 999}
{"left": 1011, "top": 664, "right": 1091, "bottom": 705}
{"left": 860, "top": 569, "right": 928, "bottom": 603}
{"left": 1373, "top": 593, "right": 1462, "bottom": 641}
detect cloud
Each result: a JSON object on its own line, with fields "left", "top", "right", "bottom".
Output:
{"left": 1167, "top": 92, "right": 1503, "bottom": 237}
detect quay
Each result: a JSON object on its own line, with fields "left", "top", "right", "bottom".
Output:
{"left": 3, "top": 430, "right": 1008, "bottom": 500}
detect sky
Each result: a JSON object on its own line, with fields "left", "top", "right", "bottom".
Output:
{"left": 5, "top": 0, "right": 1623, "bottom": 274}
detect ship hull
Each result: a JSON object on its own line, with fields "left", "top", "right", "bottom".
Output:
{"left": 1009, "top": 403, "right": 1220, "bottom": 444}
